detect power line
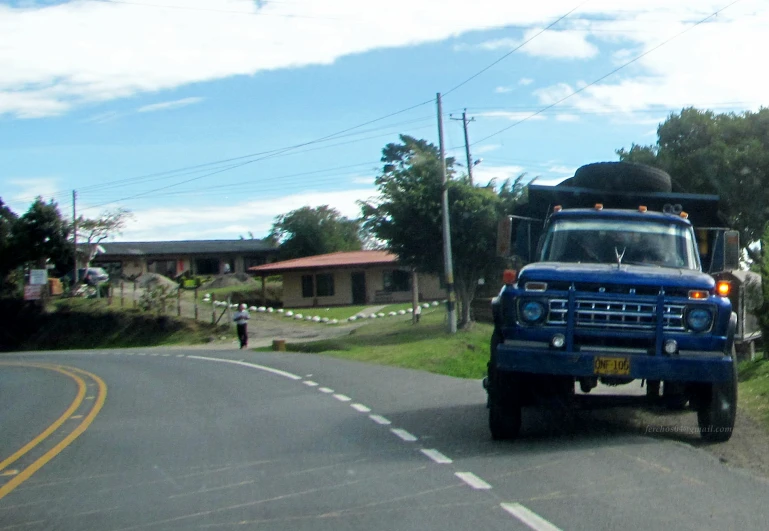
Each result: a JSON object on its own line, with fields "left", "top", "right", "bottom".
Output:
{"left": 79, "top": 122, "right": 437, "bottom": 210}
{"left": 471, "top": 0, "right": 741, "bottom": 146}
{"left": 17, "top": 104, "right": 436, "bottom": 206}
{"left": 75, "top": 115, "right": 435, "bottom": 196}
{"left": 442, "top": 1, "right": 589, "bottom": 97}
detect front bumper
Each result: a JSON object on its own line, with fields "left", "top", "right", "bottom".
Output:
{"left": 496, "top": 344, "right": 733, "bottom": 383}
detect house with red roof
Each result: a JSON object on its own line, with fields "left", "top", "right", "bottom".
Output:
{"left": 249, "top": 250, "right": 446, "bottom": 308}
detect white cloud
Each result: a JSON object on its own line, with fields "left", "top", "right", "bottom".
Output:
{"left": 548, "top": 165, "right": 577, "bottom": 175}
{"left": 518, "top": 78, "right": 534, "bottom": 86}
{"left": 472, "top": 164, "right": 526, "bottom": 185}
{"left": 476, "top": 111, "right": 547, "bottom": 122}
{"left": 137, "top": 97, "right": 204, "bottom": 113}
{"left": 555, "top": 114, "right": 579, "bottom": 122}
{"left": 350, "top": 175, "right": 375, "bottom": 185}
{"left": 5, "top": 177, "right": 61, "bottom": 212}
{"left": 2, "top": 0, "right": 766, "bottom": 121}
{"left": 117, "top": 187, "right": 375, "bottom": 241}
{"left": 494, "top": 86, "right": 514, "bottom": 94}
{"left": 474, "top": 144, "right": 501, "bottom": 154}
{"left": 474, "top": 29, "right": 597, "bottom": 60}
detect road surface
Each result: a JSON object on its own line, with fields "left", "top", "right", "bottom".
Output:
{"left": 1, "top": 348, "right": 767, "bottom": 530}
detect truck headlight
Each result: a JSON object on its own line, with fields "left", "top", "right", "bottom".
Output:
{"left": 520, "top": 300, "right": 546, "bottom": 324}
{"left": 686, "top": 307, "right": 713, "bottom": 332}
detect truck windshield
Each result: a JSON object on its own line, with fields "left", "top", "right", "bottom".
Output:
{"left": 540, "top": 218, "right": 700, "bottom": 269}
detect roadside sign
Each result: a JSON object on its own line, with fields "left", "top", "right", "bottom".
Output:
{"left": 24, "top": 285, "right": 44, "bottom": 300}
{"left": 29, "top": 269, "right": 48, "bottom": 285}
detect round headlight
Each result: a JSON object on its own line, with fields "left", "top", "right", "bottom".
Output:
{"left": 686, "top": 307, "right": 713, "bottom": 332}
{"left": 520, "top": 300, "right": 546, "bottom": 324}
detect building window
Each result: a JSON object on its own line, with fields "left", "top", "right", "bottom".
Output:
{"left": 301, "top": 275, "right": 314, "bottom": 298}
{"left": 316, "top": 273, "right": 335, "bottom": 297}
{"left": 383, "top": 269, "right": 411, "bottom": 292}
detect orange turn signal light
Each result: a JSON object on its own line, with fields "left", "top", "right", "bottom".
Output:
{"left": 595, "top": 203, "right": 603, "bottom": 210}
{"left": 502, "top": 269, "right": 518, "bottom": 285}
{"left": 638, "top": 205, "right": 647, "bottom": 213}
{"left": 680, "top": 211, "right": 689, "bottom": 219}
{"left": 688, "top": 290, "right": 708, "bottom": 300}
{"left": 553, "top": 205, "right": 562, "bottom": 212}
{"left": 716, "top": 280, "right": 731, "bottom": 297}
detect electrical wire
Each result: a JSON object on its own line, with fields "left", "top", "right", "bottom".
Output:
{"left": 471, "top": 0, "right": 742, "bottom": 146}
{"left": 442, "top": 1, "right": 589, "bottom": 97}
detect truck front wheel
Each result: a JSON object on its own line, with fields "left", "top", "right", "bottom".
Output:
{"left": 489, "top": 394, "right": 522, "bottom": 440}
{"left": 697, "top": 359, "right": 737, "bottom": 442}
{"left": 488, "top": 330, "right": 522, "bottom": 440}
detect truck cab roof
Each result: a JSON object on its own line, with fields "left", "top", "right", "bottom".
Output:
{"left": 549, "top": 207, "right": 693, "bottom": 226}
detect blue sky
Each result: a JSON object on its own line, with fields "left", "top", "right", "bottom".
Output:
{"left": 1, "top": 0, "right": 766, "bottom": 241}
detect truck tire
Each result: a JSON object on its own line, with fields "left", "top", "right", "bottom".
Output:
{"left": 662, "top": 381, "right": 689, "bottom": 410}
{"left": 488, "top": 330, "right": 522, "bottom": 440}
{"left": 697, "top": 357, "right": 737, "bottom": 442}
{"left": 645, "top": 380, "right": 660, "bottom": 401}
{"left": 489, "top": 394, "right": 522, "bottom": 441}
{"left": 572, "top": 162, "right": 672, "bottom": 193}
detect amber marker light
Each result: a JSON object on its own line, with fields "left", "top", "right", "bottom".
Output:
{"left": 716, "top": 281, "right": 731, "bottom": 297}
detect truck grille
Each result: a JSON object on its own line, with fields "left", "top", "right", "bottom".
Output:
{"left": 548, "top": 299, "right": 685, "bottom": 331}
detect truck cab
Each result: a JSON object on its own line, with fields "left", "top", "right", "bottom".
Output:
{"left": 488, "top": 163, "right": 739, "bottom": 442}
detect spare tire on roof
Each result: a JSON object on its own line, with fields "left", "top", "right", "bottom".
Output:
{"left": 569, "top": 161, "right": 672, "bottom": 193}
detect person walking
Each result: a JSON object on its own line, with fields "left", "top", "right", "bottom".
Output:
{"left": 233, "top": 303, "right": 250, "bottom": 349}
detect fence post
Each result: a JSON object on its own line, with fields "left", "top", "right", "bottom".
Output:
{"left": 226, "top": 295, "right": 233, "bottom": 327}
{"left": 120, "top": 281, "right": 124, "bottom": 309}
{"left": 107, "top": 284, "right": 112, "bottom": 306}
{"left": 211, "top": 294, "right": 216, "bottom": 324}
{"left": 194, "top": 287, "right": 199, "bottom": 321}
{"left": 133, "top": 281, "right": 137, "bottom": 309}
{"left": 177, "top": 286, "right": 181, "bottom": 317}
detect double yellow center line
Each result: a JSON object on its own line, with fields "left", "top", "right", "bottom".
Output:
{"left": 0, "top": 362, "right": 107, "bottom": 500}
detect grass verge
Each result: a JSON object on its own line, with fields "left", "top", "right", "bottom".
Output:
{"left": 739, "top": 358, "right": 769, "bottom": 431}
{"left": 1, "top": 297, "right": 227, "bottom": 352}
{"left": 257, "top": 309, "right": 492, "bottom": 379}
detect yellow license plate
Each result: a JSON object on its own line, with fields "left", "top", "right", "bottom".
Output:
{"left": 593, "top": 357, "right": 631, "bottom": 376}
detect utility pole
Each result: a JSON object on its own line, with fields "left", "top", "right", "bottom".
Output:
{"left": 437, "top": 93, "right": 457, "bottom": 334}
{"left": 72, "top": 190, "right": 78, "bottom": 288}
{"left": 451, "top": 109, "right": 476, "bottom": 185}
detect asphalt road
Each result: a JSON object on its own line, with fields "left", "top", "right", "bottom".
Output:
{"left": 1, "top": 348, "right": 768, "bottom": 530}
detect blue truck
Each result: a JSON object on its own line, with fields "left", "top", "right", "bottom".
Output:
{"left": 487, "top": 162, "right": 741, "bottom": 442}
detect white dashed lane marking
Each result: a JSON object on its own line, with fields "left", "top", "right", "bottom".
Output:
{"left": 333, "top": 394, "right": 351, "bottom": 402}
{"left": 303, "top": 381, "right": 319, "bottom": 387}
{"left": 351, "top": 404, "right": 371, "bottom": 413}
{"left": 318, "top": 387, "right": 334, "bottom": 393}
{"left": 186, "top": 356, "right": 302, "bottom": 380}
{"left": 369, "top": 415, "right": 391, "bottom": 425}
{"left": 420, "top": 449, "right": 452, "bottom": 464}
{"left": 391, "top": 428, "right": 417, "bottom": 442}
{"left": 455, "top": 472, "right": 492, "bottom": 490}
{"left": 500, "top": 503, "right": 562, "bottom": 531}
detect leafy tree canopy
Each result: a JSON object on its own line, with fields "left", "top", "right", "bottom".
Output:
{"left": 360, "top": 135, "right": 527, "bottom": 328}
{"left": 269, "top": 205, "right": 362, "bottom": 260}
{"left": 617, "top": 107, "right": 769, "bottom": 260}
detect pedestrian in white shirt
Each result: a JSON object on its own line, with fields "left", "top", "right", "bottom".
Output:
{"left": 233, "top": 303, "right": 250, "bottom": 349}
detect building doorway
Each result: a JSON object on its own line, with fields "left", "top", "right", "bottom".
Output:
{"left": 351, "top": 272, "right": 366, "bottom": 304}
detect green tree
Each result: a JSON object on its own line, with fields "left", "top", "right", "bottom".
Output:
{"left": 13, "top": 197, "right": 72, "bottom": 271}
{"left": 0, "top": 198, "right": 19, "bottom": 291}
{"left": 617, "top": 107, "right": 769, "bottom": 261}
{"left": 269, "top": 205, "right": 362, "bottom": 260}
{"left": 361, "top": 135, "right": 506, "bottom": 328}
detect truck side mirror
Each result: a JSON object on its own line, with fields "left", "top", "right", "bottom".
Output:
{"left": 497, "top": 216, "right": 513, "bottom": 257}
{"left": 724, "top": 230, "right": 740, "bottom": 271}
